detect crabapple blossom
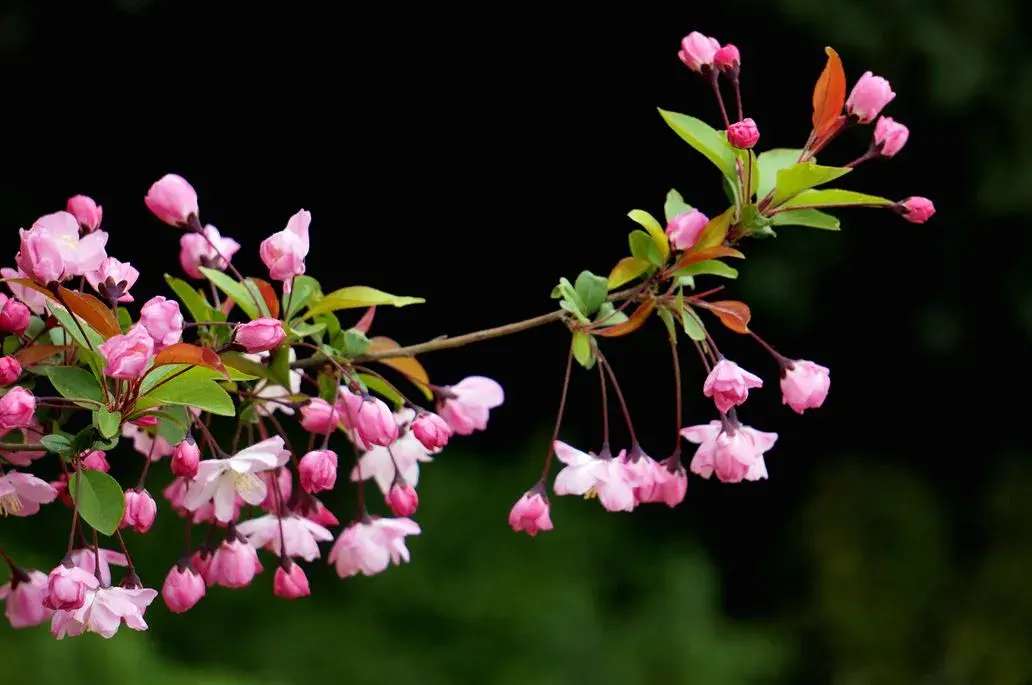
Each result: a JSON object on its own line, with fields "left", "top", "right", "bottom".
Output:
{"left": 328, "top": 517, "right": 421, "bottom": 578}
{"left": 182, "top": 436, "right": 291, "bottom": 523}
{"left": 780, "top": 360, "right": 831, "bottom": 413}
{"left": 437, "top": 376, "right": 504, "bottom": 436}
{"left": 0, "top": 569, "right": 51, "bottom": 628}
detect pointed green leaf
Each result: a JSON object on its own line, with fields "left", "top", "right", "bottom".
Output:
{"left": 779, "top": 188, "right": 893, "bottom": 210}
{"left": 770, "top": 208, "right": 841, "bottom": 230}
{"left": 116, "top": 307, "right": 132, "bottom": 333}
{"left": 658, "top": 109, "right": 737, "bottom": 181}
{"left": 772, "top": 162, "right": 851, "bottom": 205}
{"left": 164, "top": 273, "right": 216, "bottom": 323}
{"left": 593, "top": 302, "right": 629, "bottom": 327}
{"left": 92, "top": 408, "right": 121, "bottom": 439}
{"left": 629, "top": 230, "right": 663, "bottom": 266}
{"left": 39, "top": 434, "right": 73, "bottom": 456}
{"left": 755, "top": 149, "right": 806, "bottom": 202}
{"left": 137, "top": 378, "right": 236, "bottom": 417}
{"left": 627, "top": 210, "right": 670, "bottom": 262}
{"left": 303, "top": 286, "right": 424, "bottom": 319}
{"left": 657, "top": 308, "right": 678, "bottom": 339}
{"left": 68, "top": 469, "right": 124, "bottom": 536}
{"left": 199, "top": 267, "right": 261, "bottom": 319}
{"left": 283, "top": 275, "right": 321, "bottom": 321}
{"left": 680, "top": 306, "right": 708, "bottom": 341}
{"left": 572, "top": 332, "right": 595, "bottom": 369}
{"left": 664, "top": 189, "right": 694, "bottom": 224}
{"left": 39, "top": 366, "right": 103, "bottom": 406}
{"left": 673, "top": 260, "right": 739, "bottom": 280}
{"left": 47, "top": 302, "right": 104, "bottom": 351}
{"left": 268, "top": 346, "right": 292, "bottom": 390}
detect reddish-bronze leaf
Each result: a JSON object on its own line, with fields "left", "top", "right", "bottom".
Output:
{"left": 366, "top": 336, "right": 432, "bottom": 401}
{"left": 13, "top": 344, "right": 66, "bottom": 366}
{"left": 811, "top": 47, "right": 846, "bottom": 138}
{"left": 594, "top": 300, "right": 656, "bottom": 338}
{"left": 355, "top": 306, "right": 376, "bottom": 334}
{"left": 669, "top": 246, "right": 745, "bottom": 272}
{"left": 58, "top": 288, "right": 121, "bottom": 339}
{"left": 695, "top": 207, "right": 735, "bottom": 251}
{"left": 7, "top": 278, "right": 52, "bottom": 299}
{"left": 705, "top": 300, "right": 751, "bottom": 334}
{"left": 151, "top": 342, "right": 229, "bottom": 378}
{"left": 249, "top": 278, "right": 280, "bottom": 319}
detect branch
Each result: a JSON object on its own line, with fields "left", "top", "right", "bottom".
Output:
{"left": 0, "top": 443, "right": 46, "bottom": 452}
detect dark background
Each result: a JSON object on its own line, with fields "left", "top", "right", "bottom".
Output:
{"left": 2, "top": 1, "right": 1030, "bottom": 684}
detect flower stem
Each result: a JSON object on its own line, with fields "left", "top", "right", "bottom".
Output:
{"left": 667, "top": 328, "right": 683, "bottom": 455}
{"left": 540, "top": 340, "right": 575, "bottom": 482}
{"left": 597, "top": 359, "right": 610, "bottom": 447}
{"left": 594, "top": 348, "right": 638, "bottom": 446}
{"left": 67, "top": 465, "right": 82, "bottom": 555}
{"left": 708, "top": 70, "right": 731, "bottom": 128}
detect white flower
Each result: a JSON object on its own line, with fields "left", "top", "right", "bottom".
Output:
{"left": 182, "top": 436, "right": 290, "bottom": 522}
{"left": 236, "top": 514, "right": 334, "bottom": 561}
{"left": 349, "top": 428, "right": 433, "bottom": 495}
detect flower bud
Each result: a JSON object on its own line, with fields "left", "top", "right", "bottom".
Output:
{"left": 15, "top": 225, "right": 65, "bottom": 285}
{"left": 43, "top": 562, "right": 98, "bottom": 611}
{"left": 508, "top": 485, "right": 553, "bottom": 536}
{"left": 343, "top": 394, "right": 398, "bottom": 448}
{"left": 66, "top": 195, "right": 103, "bottom": 234}
{"left": 139, "top": 296, "right": 184, "bottom": 349}
{"left": 299, "top": 449, "right": 338, "bottom": 494}
{"left": 299, "top": 398, "right": 341, "bottom": 435}
{"left": 0, "top": 299, "right": 30, "bottom": 335}
{"left": 894, "top": 197, "right": 935, "bottom": 224}
{"left": 234, "top": 318, "right": 285, "bottom": 353}
{"left": 0, "top": 356, "right": 22, "bottom": 385}
{"left": 713, "top": 44, "right": 740, "bottom": 71}
{"left": 98, "top": 324, "right": 155, "bottom": 379}
{"left": 0, "top": 387, "right": 35, "bottom": 431}
{"left": 846, "top": 71, "right": 895, "bottom": 124}
{"left": 873, "top": 116, "right": 909, "bottom": 158}
{"left": 121, "top": 489, "right": 157, "bottom": 533}
{"left": 209, "top": 537, "right": 263, "bottom": 589}
{"left": 81, "top": 450, "right": 110, "bottom": 472}
{"left": 132, "top": 415, "right": 159, "bottom": 428}
{"left": 162, "top": 563, "right": 206, "bottom": 613}
{"left": 273, "top": 561, "right": 311, "bottom": 599}
{"left": 703, "top": 358, "right": 763, "bottom": 413}
{"left": 171, "top": 439, "right": 200, "bottom": 478}
{"left": 145, "top": 174, "right": 200, "bottom": 227}
{"left": 411, "top": 412, "right": 451, "bottom": 451}
{"left": 665, "top": 209, "right": 709, "bottom": 252}
{"left": 387, "top": 482, "right": 419, "bottom": 517}
{"left": 780, "top": 359, "right": 831, "bottom": 414}
{"left": 727, "top": 118, "right": 759, "bottom": 149}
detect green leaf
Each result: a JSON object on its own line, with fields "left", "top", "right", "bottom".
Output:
{"left": 303, "top": 286, "right": 424, "bottom": 319}
{"left": 593, "top": 302, "right": 629, "bottom": 327}
{"left": 673, "top": 260, "right": 739, "bottom": 280}
{"left": 657, "top": 109, "right": 737, "bottom": 181}
{"left": 39, "top": 366, "right": 103, "bottom": 406}
{"left": 572, "top": 332, "right": 595, "bottom": 369}
{"left": 283, "top": 275, "right": 321, "bottom": 321}
{"left": 773, "top": 162, "right": 852, "bottom": 205}
{"left": 681, "top": 306, "right": 708, "bottom": 341}
{"left": 658, "top": 307, "right": 678, "bottom": 339}
{"left": 199, "top": 267, "right": 261, "bottom": 320}
{"left": 39, "top": 434, "right": 72, "bottom": 455}
{"left": 770, "top": 208, "right": 841, "bottom": 230}
{"left": 47, "top": 302, "right": 104, "bottom": 351}
{"left": 218, "top": 354, "right": 274, "bottom": 385}
{"left": 137, "top": 377, "right": 235, "bottom": 417}
{"left": 356, "top": 372, "right": 404, "bottom": 410}
{"left": 779, "top": 188, "right": 894, "bottom": 210}
{"left": 146, "top": 407, "right": 190, "bottom": 445}
{"left": 573, "top": 271, "right": 608, "bottom": 317}
{"left": 338, "top": 329, "right": 372, "bottom": 358}
{"left": 2, "top": 336, "right": 19, "bottom": 355}
{"left": 25, "top": 316, "right": 45, "bottom": 340}
{"left": 318, "top": 373, "right": 338, "bottom": 403}
{"left": 116, "top": 307, "right": 132, "bottom": 333}
{"left": 627, "top": 210, "right": 670, "bottom": 262}
{"left": 629, "top": 230, "right": 663, "bottom": 266}
{"left": 755, "top": 148, "right": 806, "bottom": 201}
{"left": 664, "top": 189, "right": 694, "bottom": 224}
{"left": 289, "top": 321, "right": 326, "bottom": 338}
{"left": 68, "top": 469, "right": 124, "bottom": 536}
{"left": 141, "top": 363, "right": 255, "bottom": 395}
{"left": 92, "top": 408, "right": 120, "bottom": 439}
{"left": 72, "top": 425, "right": 99, "bottom": 455}
{"left": 238, "top": 404, "right": 260, "bottom": 425}
{"left": 552, "top": 278, "right": 587, "bottom": 321}
{"left": 740, "top": 204, "right": 774, "bottom": 233}
{"left": 268, "top": 346, "right": 292, "bottom": 390}
{"left": 164, "top": 274, "right": 216, "bottom": 323}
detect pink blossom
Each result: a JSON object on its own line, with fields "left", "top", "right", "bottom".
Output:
{"left": 81, "top": 450, "right": 110, "bottom": 472}
{"left": 0, "top": 297, "right": 30, "bottom": 334}
{"left": 145, "top": 173, "right": 199, "bottom": 227}
{"left": 99, "top": 323, "right": 155, "bottom": 379}
{"left": 182, "top": 436, "right": 290, "bottom": 523}
{"left": 846, "top": 71, "right": 895, "bottom": 123}
{"left": 31, "top": 211, "right": 108, "bottom": 277}
{"left": 274, "top": 562, "right": 310, "bottom": 599}
{"left": 508, "top": 485, "right": 553, "bottom": 536}
{"left": 0, "top": 470, "right": 55, "bottom": 517}
{"left": 299, "top": 398, "right": 341, "bottom": 435}
{"left": 161, "top": 563, "right": 205, "bottom": 613}
{"left": 208, "top": 538, "right": 263, "bottom": 589}
{"left": 873, "top": 116, "right": 909, "bottom": 157}
{"left": 412, "top": 412, "right": 451, "bottom": 451}
{"left": 68, "top": 547, "right": 127, "bottom": 587}
{"left": 387, "top": 482, "right": 419, "bottom": 517}
{"left": 339, "top": 391, "right": 398, "bottom": 448}
{"left": 552, "top": 441, "right": 636, "bottom": 512}
{"left": 191, "top": 550, "right": 215, "bottom": 585}
{"left": 234, "top": 318, "right": 285, "bottom": 353}
{"left": 350, "top": 426, "right": 434, "bottom": 495}
{"left": 0, "top": 356, "right": 22, "bottom": 385}
{"left": 328, "top": 516, "right": 421, "bottom": 578}
{"left": 896, "top": 197, "right": 935, "bottom": 223}
{"left": 121, "top": 489, "right": 157, "bottom": 533}
{"left": 655, "top": 456, "right": 688, "bottom": 507}
{"left": 681, "top": 420, "right": 777, "bottom": 483}
{"left": 259, "top": 209, "right": 311, "bottom": 290}
{"left": 1, "top": 267, "right": 47, "bottom": 315}
{"left": 15, "top": 224, "right": 65, "bottom": 284}
{"left": 303, "top": 496, "right": 339, "bottom": 527}
{"left": 236, "top": 514, "right": 334, "bottom": 562}
{"left": 132, "top": 415, "right": 159, "bottom": 427}
{"left": 619, "top": 447, "right": 666, "bottom": 504}
{"left": 299, "top": 449, "right": 338, "bottom": 494}
{"left": 86, "top": 257, "right": 140, "bottom": 303}
{"left": 179, "top": 225, "right": 241, "bottom": 279}
{"left": 66, "top": 195, "right": 103, "bottom": 233}
{"left": 50, "top": 585, "right": 157, "bottom": 639}
{"left": 139, "top": 296, "right": 183, "bottom": 348}
{"left": 121, "top": 423, "right": 175, "bottom": 461}
{"left": 666, "top": 209, "right": 708, "bottom": 252}
{"left": 438, "top": 376, "right": 504, "bottom": 436}
{"left": 171, "top": 439, "right": 200, "bottom": 478}
{"left": 44, "top": 563, "right": 99, "bottom": 611}
{"left": 703, "top": 358, "right": 763, "bottom": 413}
{"left": 781, "top": 359, "right": 831, "bottom": 414}
{"left": 714, "top": 44, "right": 740, "bottom": 71}
{"left": 0, "top": 387, "right": 35, "bottom": 431}
{"left": 727, "top": 118, "right": 760, "bottom": 149}
{"left": 678, "top": 31, "right": 721, "bottom": 72}
{"left": 0, "top": 569, "right": 52, "bottom": 628}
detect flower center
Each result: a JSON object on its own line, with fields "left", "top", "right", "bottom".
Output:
{"left": 231, "top": 471, "right": 263, "bottom": 498}
{"left": 583, "top": 486, "right": 599, "bottom": 500}
{"left": 0, "top": 492, "right": 23, "bottom": 516}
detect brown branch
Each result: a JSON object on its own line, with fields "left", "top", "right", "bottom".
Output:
{"left": 0, "top": 442, "right": 46, "bottom": 452}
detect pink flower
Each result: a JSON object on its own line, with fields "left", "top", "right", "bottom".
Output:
{"left": 437, "top": 376, "right": 504, "bottom": 436}
{"left": 0, "top": 569, "right": 51, "bottom": 628}
{"left": 161, "top": 563, "right": 205, "bottom": 613}
{"left": 121, "top": 489, "right": 157, "bottom": 534}
{"left": 86, "top": 257, "right": 140, "bottom": 303}
{"left": 208, "top": 537, "right": 263, "bottom": 589}
{"left": 0, "top": 470, "right": 56, "bottom": 517}
{"left": 727, "top": 118, "right": 760, "bottom": 149}
{"left": 299, "top": 449, "right": 338, "bottom": 494}
{"left": 896, "top": 197, "right": 935, "bottom": 223}
{"left": 274, "top": 562, "right": 310, "bottom": 599}
{"left": 139, "top": 296, "right": 183, "bottom": 348}
{"left": 681, "top": 420, "right": 777, "bottom": 483}
{"left": 678, "top": 31, "right": 721, "bottom": 72}
{"left": 299, "top": 398, "right": 341, "bottom": 435}
{"left": 68, "top": 547, "right": 127, "bottom": 587}
{"left": 1, "top": 268, "right": 47, "bottom": 315}
{"left": 234, "top": 318, "right": 285, "bottom": 353}
{"left": 350, "top": 423, "right": 434, "bottom": 495}
{"left": 81, "top": 450, "right": 110, "bottom": 472}
{"left": 145, "top": 173, "right": 199, "bottom": 227}
{"left": 15, "top": 224, "right": 65, "bottom": 284}
{"left": 713, "top": 44, "right": 740, "bottom": 71}
{"left": 179, "top": 225, "right": 241, "bottom": 279}
{"left": 66, "top": 195, "right": 103, "bottom": 233}
{"left": 171, "top": 439, "right": 200, "bottom": 478}
{"left": 132, "top": 415, "right": 159, "bottom": 428}
{"left": 411, "top": 412, "right": 451, "bottom": 451}
{"left": 259, "top": 209, "right": 311, "bottom": 290}
{"left": 327, "top": 516, "right": 421, "bottom": 578}
{"left": 31, "top": 211, "right": 108, "bottom": 278}
{"left": 780, "top": 359, "right": 830, "bottom": 413}
{"left": 655, "top": 456, "right": 688, "bottom": 507}
{"left": 191, "top": 550, "right": 215, "bottom": 585}
{"left": 508, "top": 484, "right": 553, "bottom": 536}
{"left": 387, "top": 482, "right": 419, "bottom": 517}
{"left": 99, "top": 323, "right": 155, "bottom": 379}
{"left": 236, "top": 514, "right": 334, "bottom": 561}
{"left": 50, "top": 585, "right": 157, "bottom": 639}
{"left": 846, "top": 71, "right": 895, "bottom": 124}
{"left": 0, "top": 356, "right": 22, "bottom": 385}
{"left": 553, "top": 441, "right": 636, "bottom": 512}
{"left": 182, "top": 436, "right": 290, "bottom": 523}
{"left": 0, "top": 387, "right": 35, "bottom": 432}
{"left": 619, "top": 447, "right": 667, "bottom": 504}
{"left": 44, "top": 563, "right": 99, "bottom": 611}
{"left": 339, "top": 389, "right": 398, "bottom": 447}
{"left": 666, "top": 209, "right": 709, "bottom": 251}
{"left": 873, "top": 116, "right": 909, "bottom": 157}
{"left": 303, "top": 496, "right": 339, "bottom": 527}
{"left": 0, "top": 298, "right": 30, "bottom": 334}
{"left": 122, "top": 423, "right": 175, "bottom": 461}
{"left": 703, "top": 358, "right": 763, "bottom": 413}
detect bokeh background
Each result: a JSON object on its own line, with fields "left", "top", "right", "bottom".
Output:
{"left": 1, "top": 1, "right": 1029, "bottom": 683}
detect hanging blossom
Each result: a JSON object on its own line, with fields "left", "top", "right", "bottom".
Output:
{"left": 182, "top": 437, "right": 291, "bottom": 522}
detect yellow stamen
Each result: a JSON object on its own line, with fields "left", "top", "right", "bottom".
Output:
{"left": 583, "top": 486, "right": 599, "bottom": 500}
{"left": 0, "top": 492, "right": 23, "bottom": 516}
{"left": 232, "top": 472, "right": 263, "bottom": 498}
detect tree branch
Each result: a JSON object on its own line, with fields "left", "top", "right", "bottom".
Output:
{"left": 0, "top": 443, "right": 46, "bottom": 452}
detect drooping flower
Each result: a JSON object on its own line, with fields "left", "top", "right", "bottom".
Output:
{"left": 50, "top": 585, "right": 158, "bottom": 639}
{"left": 43, "top": 563, "right": 98, "bottom": 611}
{"left": 171, "top": 439, "right": 200, "bottom": 478}
{"left": 234, "top": 318, "right": 285, "bottom": 353}
{"left": 681, "top": 420, "right": 777, "bottom": 483}
{"left": 437, "top": 376, "right": 504, "bottom": 436}
{"left": 411, "top": 411, "right": 451, "bottom": 451}
{"left": 299, "top": 398, "right": 342, "bottom": 435}
{"left": 780, "top": 359, "right": 831, "bottom": 414}
{"left": 182, "top": 436, "right": 291, "bottom": 522}
{"left": 552, "top": 441, "right": 636, "bottom": 512}
{"left": 386, "top": 481, "right": 419, "bottom": 517}
{"left": 0, "top": 387, "right": 35, "bottom": 432}
{"left": 299, "top": 449, "right": 338, "bottom": 494}
{"left": 508, "top": 483, "right": 553, "bottom": 536}
{"left": 0, "top": 470, "right": 56, "bottom": 517}
{"left": 235, "top": 514, "right": 334, "bottom": 562}
{"left": 327, "top": 516, "right": 421, "bottom": 578}
{"left": 338, "top": 388, "right": 398, "bottom": 448}
{"left": 207, "top": 535, "right": 264, "bottom": 589}
{"left": 121, "top": 489, "right": 157, "bottom": 534}
{"left": 0, "top": 296, "right": 31, "bottom": 334}
{"left": 161, "top": 563, "right": 206, "bottom": 613}
{"left": 273, "top": 561, "right": 310, "bottom": 599}
{"left": 259, "top": 209, "right": 311, "bottom": 290}
{"left": 179, "top": 224, "right": 241, "bottom": 279}
{"left": 0, "top": 569, "right": 52, "bottom": 628}
{"left": 68, "top": 547, "right": 128, "bottom": 588}
{"left": 86, "top": 257, "right": 140, "bottom": 303}
{"left": 873, "top": 116, "right": 909, "bottom": 158}
{"left": 703, "top": 358, "right": 763, "bottom": 413}
{"left": 0, "top": 356, "right": 22, "bottom": 385}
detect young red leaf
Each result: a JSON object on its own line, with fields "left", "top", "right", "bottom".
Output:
{"left": 58, "top": 288, "right": 121, "bottom": 339}
{"left": 249, "top": 278, "right": 280, "bottom": 319}
{"left": 13, "top": 344, "right": 66, "bottom": 366}
{"left": 811, "top": 47, "right": 846, "bottom": 138}
{"left": 366, "top": 336, "right": 432, "bottom": 401}
{"left": 594, "top": 300, "right": 655, "bottom": 338}
{"left": 669, "top": 246, "right": 745, "bottom": 272}
{"left": 704, "top": 300, "right": 751, "bottom": 334}
{"left": 355, "top": 306, "right": 376, "bottom": 334}
{"left": 151, "top": 342, "right": 229, "bottom": 379}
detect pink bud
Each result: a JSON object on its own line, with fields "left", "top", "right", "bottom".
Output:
{"left": 161, "top": 563, "right": 206, "bottom": 613}
{"left": 873, "top": 116, "right": 909, "bottom": 158}
{"left": 896, "top": 196, "right": 935, "bottom": 224}
{"left": 15, "top": 225, "right": 65, "bottom": 285}
{"left": 190, "top": 550, "right": 215, "bottom": 585}
{"left": 508, "top": 485, "right": 553, "bottom": 536}
{"left": 657, "top": 457, "right": 688, "bottom": 507}
{"left": 66, "top": 195, "right": 103, "bottom": 233}
{"left": 132, "top": 415, "right": 160, "bottom": 428}
{"left": 139, "top": 296, "right": 184, "bottom": 349}
{"left": 98, "top": 323, "right": 155, "bottom": 379}
{"left": 209, "top": 538, "right": 263, "bottom": 589}
{"left": 299, "top": 398, "right": 341, "bottom": 435}
{"left": 0, "top": 387, "right": 35, "bottom": 431}
{"left": 359, "top": 397, "right": 399, "bottom": 447}
{"left": 259, "top": 209, "right": 311, "bottom": 288}
{"left": 171, "top": 440, "right": 200, "bottom": 478}
{"left": 85, "top": 257, "right": 140, "bottom": 303}
{"left": 179, "top": 225, "right": 241, "bottom": 279}
{"left": 438, "top": 376, "right": 505, "bottom": 436}
{"left": 677, "top": 31, "right": 721, "bottom": 72}
{"left": 234, "top": 318, "right": 285, "bottom": 353}
{"left": 713, "top": 44, "right": 740, "bottom": 71}
{"left": 43, "top": 563, "right": 98, "bottom": 611}
{"left": 846, "top": 71, "right": 895, "bottom": 124}
{"left": 121, "top": 489, "right": 157, "bottom": 533}
{"left": 81, "top": 450, "right": 110, "bottom": 472}
{"left": 703, "top": 358, "right": 763, "bottom": 413}
{"left": 273, "top": 561, "right": 311, "bottom": 599}
{"left": 665, "top": 209, "right": 709, "bottom": 252}
{"left": 0, "top": 356, "right": 22, "bottom": 385}
{"left": 780, "top": 360, "right": 830, "bottom": 414}
{"left": 411, "top": 412, "right": 451, "bottom": 451}
{"left": 387, "top": 482, "right": 419, "bottom": 517}
{"left": 1, "top": 568, "right": 50, "bottom": 628}
{"left": 0, "top": 299, "right": 30, "bottom": 336}
{"left": 727, "top": 118, "right": 759, "bottom": 149}
{"left": 299, "top": 449, "right": 338, "bottom": 494}
{"left": 145, "top": 174, "right": 199, "bottom": 227}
